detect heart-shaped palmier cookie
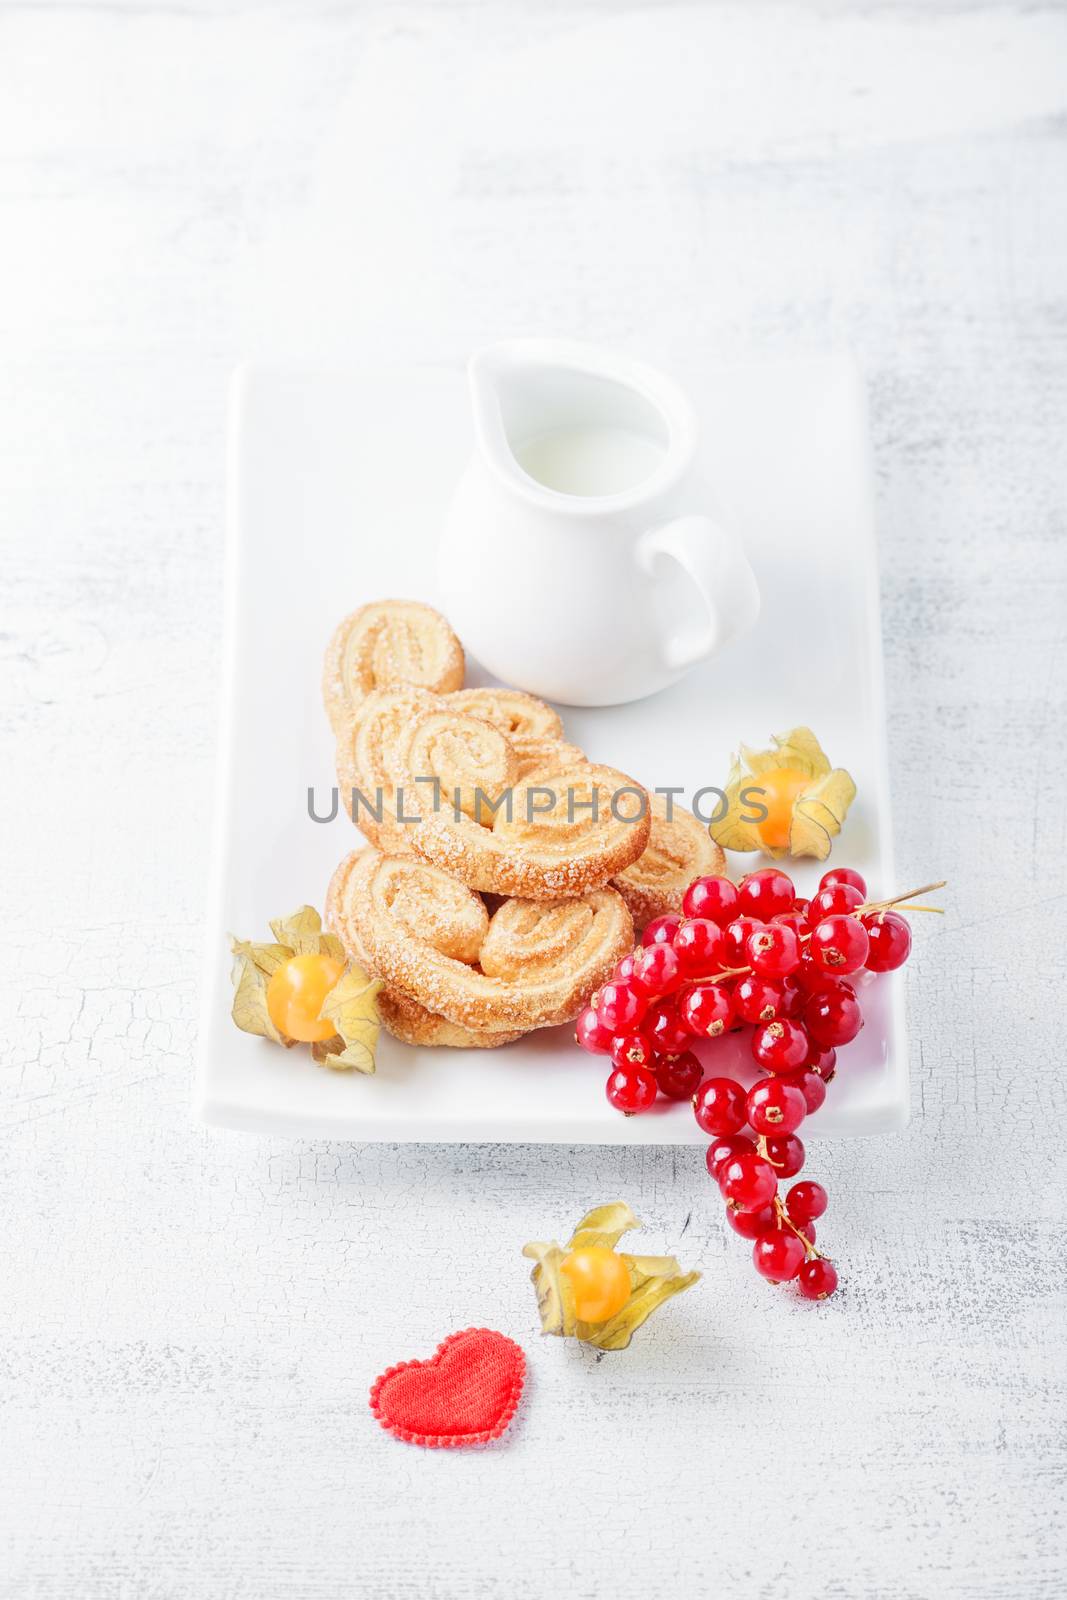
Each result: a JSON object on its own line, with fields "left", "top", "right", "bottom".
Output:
{"left": 328, "top": 848, "right": 633, "bottom": 1033}
{"left": 369, "top": 1328, "right": 526, "bottom": 1448}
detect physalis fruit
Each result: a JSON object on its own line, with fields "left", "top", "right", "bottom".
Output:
{"left": 711, "top": 726, "right": 856, "bottom": 861}
{"left": 559, "top": 1246, "right": 633, "bottom": 1323}
{"left": 523, "top": 1202, "right": 698, "bottom": 1350}
{"left": 230, "top": 905, "right": 381, "bottom": 1072}
{"left": 267, "top": 953, "right": 346, "bottom": 1042}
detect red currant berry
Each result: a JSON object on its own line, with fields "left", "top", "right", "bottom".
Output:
{"left": 632, "top": 940, "right": 682, "bottom": 996}
{"left": 738, "top": 868, "right": 795, "bottom": 920}
{"left": 654, "top": 1049, "right": 703, "bottom": 1100}
{"left": 751, "top": 1018, "right": 811, "bottom": 1074}
{"left": 727, "top": 1202, "right": 777, "bottom": 1240}
{"left": 642, "top": 913, "right": 682, "bottom": 947}
{"left": 613, "top": 953, "right": 637, "bottom": 982}
{"left": 734, "top": 974, "right": 785, "bottom": 1025}
{"left": 682, "top": 875, "right": 739, "bottom": 926}
{"left": 819, "top": 866, "right": 867, "bottom": 899}
{"left": 779, "top": 977, "right": 805, "bottom": 1018}
{"left": 719, "top": 1152, "right": 778, "bottom": 1212}
{"left": 805, "top": 986, "right": 863, "bottom": 1047}
{"left": 804, "top": 1042, "right": 838, "bottom": 1079}
{"left": 680, "top": 983, "right": 735, "bottom": 1039}
{"left": 724, "top": 916, "right": 764, "bottom": 964}
{"left": 786, "top": 1180, "right": 828, "bottom": 1222}
{"left": 792, "top": 896, "right": 811, "bottom": 922}
{"left": 795, "top": 954, "right": 840, "bottom": 992}
{"left": 797, "top": 1258, "right": 838, "bottom": 1300}
{"left": 812, "top": 966, "right": 857, "bottom": 992}
{"left": 780, "top": 1068, "right": 827, "bottom": 1114}
{"left": 609, "top": 1032, "right": 655, "bottom": 1070}
{"left": 673, "top": 918, "right": 725, "bottom": 978}
{"left": 596, "top": 980, "right": 647, "bottom": 1034}
{"left": 645, "top": 998, "right": 693, "bottom": 1054}
{"left": 808, "top": 883, "right": 864, "bottom": 923}
{"left": 810, "top": 913, "right": 870, "bottom": 975}
{"left": 746, "top": 922, "right": 802, "bottom": 978}
{"left": 761, "top": 1132, "right": 806, "bottom": 1177}
{"left": 746, "top": 1078, "right": 807, "bottom": 1135}
{"left": 605, "top": 1063, "right": 658, "bottom": 1115}
{"left": 705, "top": 1132, "right": 756, "bottom": 1180}
{"left": 575, "top": 1006, "right": 614, "bottom": 1054}
{"left": 693, "top": 1075, "right": 748, "bottom": 1136}
{"left": 862, "top": 911, "right": 912, "bottom": 972}
{"left": 772, "top": 910, "right": 809, "bottom": 941}
{"left": 753, "top": 1229, "right": 806, "bottom": 1282}
{"left": 811, "top": 976, "right": 855, "bottom": 1000}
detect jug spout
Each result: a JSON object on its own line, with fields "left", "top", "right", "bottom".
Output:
{"left": 466, "top": 338, "right": 697, "bottom": 505}
{"left": 467, "top": 341, "right": 522, "bottom": 478}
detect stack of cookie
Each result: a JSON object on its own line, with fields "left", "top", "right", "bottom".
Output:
{"left": 323, "top": 599, "right": 723, "bottom": 1048}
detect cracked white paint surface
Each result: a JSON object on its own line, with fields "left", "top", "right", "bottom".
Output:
{"left": 1, "top": 3, "right": 1065, "bottom": 1597}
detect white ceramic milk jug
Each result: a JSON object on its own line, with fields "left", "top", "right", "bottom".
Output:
{"left": 438, "top": 338, "right": 760, "bottom": 707}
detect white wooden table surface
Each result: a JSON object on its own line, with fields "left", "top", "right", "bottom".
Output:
{"left": 2, "top": 3, "right": 1065, "bottom": 1597}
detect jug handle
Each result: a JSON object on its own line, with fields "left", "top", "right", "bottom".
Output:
{"left": 638, "top": 515, "right": 761, "bottom": 671}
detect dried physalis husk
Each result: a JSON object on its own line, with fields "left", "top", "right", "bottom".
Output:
{"left": 314, "top": 966, "right": 382, "bottom": 1074}
{"left": 710, "top": 726, "right": 856, "bottom": 861}
{"left": 229, "top": 905, "right": 382, "bottom": 1073}
{"left": 522, "top": 1202, "right": 699, "bottom": 1351}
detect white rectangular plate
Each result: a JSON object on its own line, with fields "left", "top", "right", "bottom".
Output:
{"left": 196, "top": 353, "right": 907, "bottom": 1142}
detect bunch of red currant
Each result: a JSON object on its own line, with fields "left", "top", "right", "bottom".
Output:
{"left": 576, "top": 864, "right": 939, "bottom": 1301}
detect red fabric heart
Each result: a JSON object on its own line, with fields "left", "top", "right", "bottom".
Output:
{"left": 369, "top": 1328, "right": 526, "bottom": 1448}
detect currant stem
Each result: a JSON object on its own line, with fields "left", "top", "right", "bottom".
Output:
{"left": 773, "top": 1195, "right": 823, "bottom": 1260}
{"left": 758, "top": 1133, "right": 786, "bottom": 1172}
{"left": 697, "top": 962, "right": 757, "bottom": 987}
{"left": 856, "top": 880, "right": 947, "bottom": 917}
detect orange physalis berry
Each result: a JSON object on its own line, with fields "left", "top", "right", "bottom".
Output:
{"left": 266, "top": 953, "right": 345, "bottom": 1043}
